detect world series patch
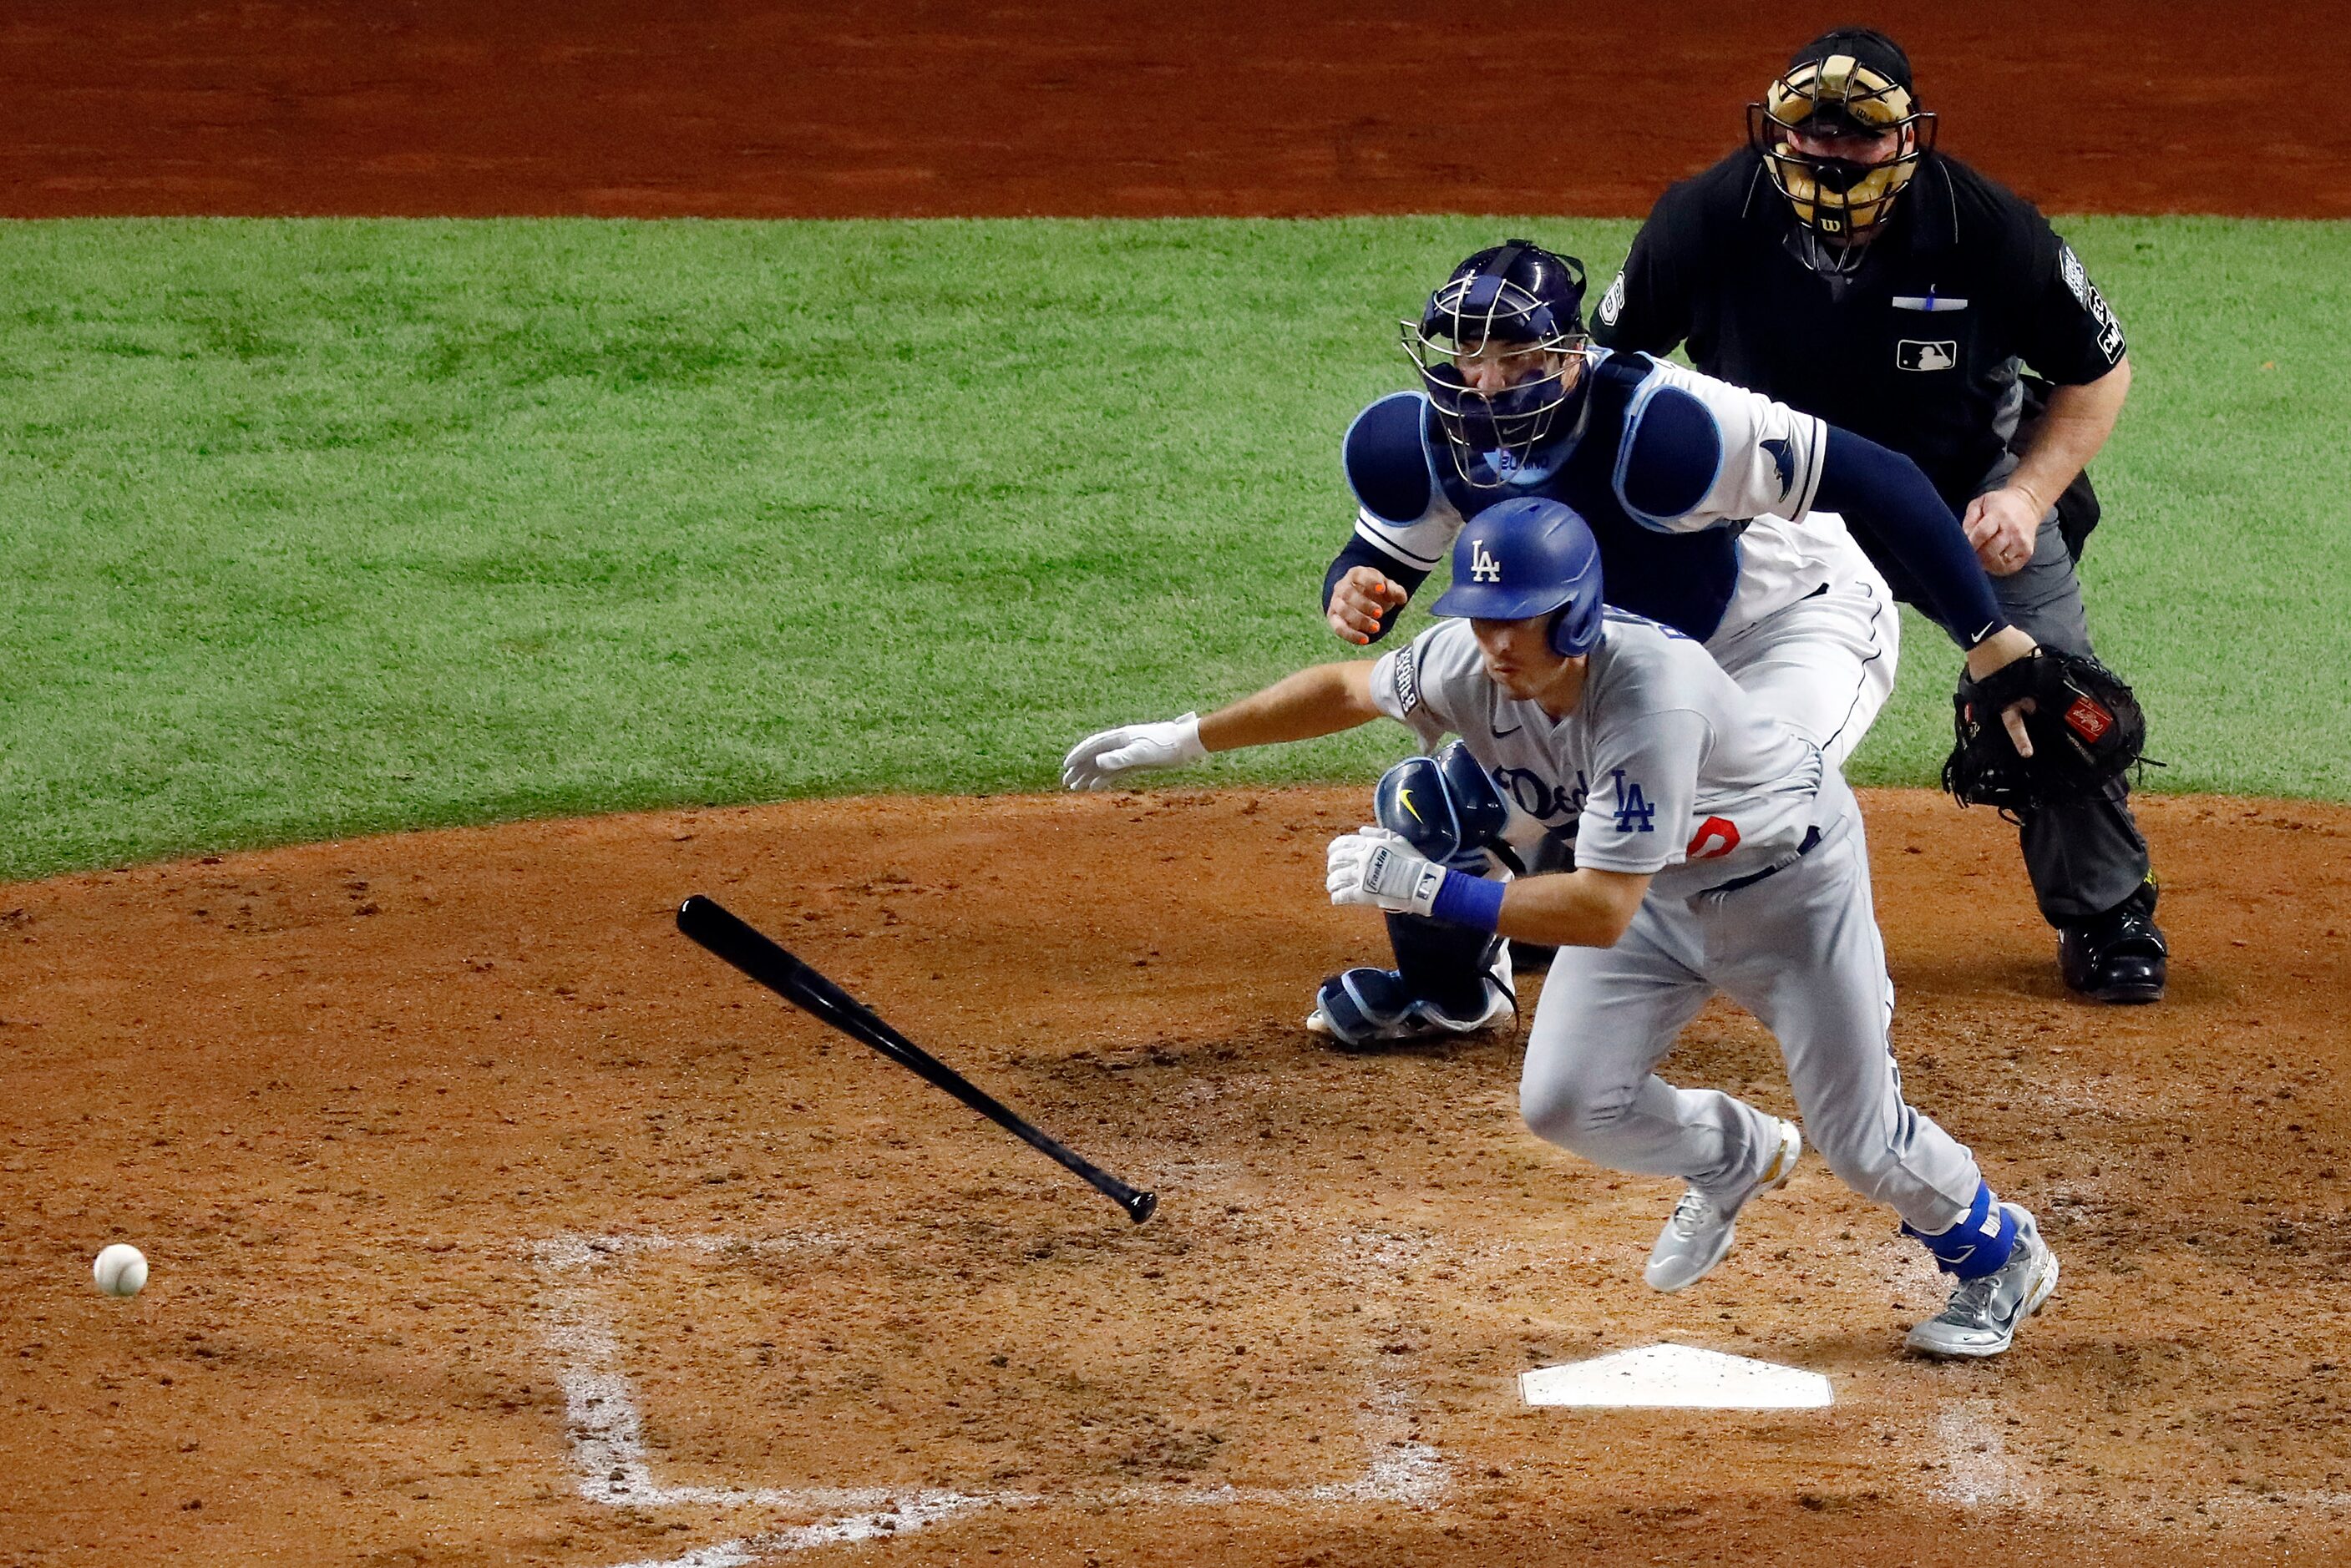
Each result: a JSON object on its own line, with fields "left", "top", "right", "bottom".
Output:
{"left": 2059, "top": 240, "right": 2127, "bottom": 363}
{"left": 1391, "top": 644, "right": 1421, "bottom": 715}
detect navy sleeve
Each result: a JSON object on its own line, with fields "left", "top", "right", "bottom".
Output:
{"left": 1813, "top": 426, "right": 2008, "bottom": 646}
{"left": 1322, "top": 534, "right": 1431, "bottom": 643}
{"left": 1329, "top": 391, "right": 1442, "bottom": 641}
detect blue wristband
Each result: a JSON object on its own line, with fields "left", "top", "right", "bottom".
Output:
{"left": 1428, "top": 869, "right": 1506, "bottom": 933}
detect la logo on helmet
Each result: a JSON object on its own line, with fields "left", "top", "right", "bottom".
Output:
{"left": 1470, "top": 540, "right": 1503, "bottom": 583}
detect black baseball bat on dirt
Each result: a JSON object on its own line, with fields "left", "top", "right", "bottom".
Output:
{"left": 675, "top": 895, "right": 1158, "bottom": 1224}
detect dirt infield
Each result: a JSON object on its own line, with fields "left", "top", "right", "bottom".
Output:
{"left": 5, "top": 787, "right": 2350, "bottom": 1565}
{"left": 3, "top": 0, "right": 2345, "bottom": 220}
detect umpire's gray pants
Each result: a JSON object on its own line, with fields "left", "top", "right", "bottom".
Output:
{"left": 1518, "top": 807, "right": 1982, "bottom": 1235}
{"left": 1965, "top": 464, "right": 2151, "bottom": 925}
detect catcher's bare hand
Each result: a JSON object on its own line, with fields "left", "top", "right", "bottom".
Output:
{"left": 1962, "top": 625, "right": 2041, "bottom": 758}
{"left": 1962, "top": 485, "right": 2044, "bottom": 577}
{"left": 1326, "top": 567, "right": 1409, "bottom": 646}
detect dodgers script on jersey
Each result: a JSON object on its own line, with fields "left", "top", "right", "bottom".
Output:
{"left": 1345, "top": 348, "right": 1872, "bottom": 643}
{"left": 1369, "top": 611, "right": 1848, "bottom": 898}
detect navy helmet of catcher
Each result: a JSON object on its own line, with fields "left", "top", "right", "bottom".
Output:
{"left": 1401, "top": 240, "right": 1589, "bottom": 488}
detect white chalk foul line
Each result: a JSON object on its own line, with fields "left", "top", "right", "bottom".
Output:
{"left": 532, "top": 1231, "right": 1447, "bottom": 1565}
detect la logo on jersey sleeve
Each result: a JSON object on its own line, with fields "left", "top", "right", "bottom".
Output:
{"left": 1609, "top": 769, "right": 1656, "bottom": 835}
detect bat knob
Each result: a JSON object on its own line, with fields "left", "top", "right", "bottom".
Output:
{"left": 1124, "top": 1190, "right": 1159, "bottom": 1225}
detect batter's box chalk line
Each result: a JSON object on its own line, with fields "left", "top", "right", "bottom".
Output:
{"left": 531, "top": 1232, "right": 1449, "bottom": 1567}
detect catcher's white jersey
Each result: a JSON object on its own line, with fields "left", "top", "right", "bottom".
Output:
{"left": 1369, "top": 610, "right": 1851, "bottom": 898}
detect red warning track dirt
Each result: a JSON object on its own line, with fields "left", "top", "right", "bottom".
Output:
{"left": 5, "top": 789, "right": 2351, "bottom": 1565}
{"left": 2, "top": 1, "right": 2345, "bottom": 220}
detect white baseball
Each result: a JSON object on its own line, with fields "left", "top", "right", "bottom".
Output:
{"left": 93, "top": 1243, "right": 148, "bottom": 1297}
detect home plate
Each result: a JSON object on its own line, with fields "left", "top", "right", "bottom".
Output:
{"left": 1520, "top": 1343, "right": 1832, "bottom": 1409}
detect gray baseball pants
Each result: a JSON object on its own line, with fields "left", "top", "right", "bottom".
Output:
{"left": 1517, "top": 802, "right": 1984, "bottom": 1235}
{"left": 1973, "top": 492, "right": 2152, "bottom": 925}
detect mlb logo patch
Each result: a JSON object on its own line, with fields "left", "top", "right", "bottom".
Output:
{"left": 2064, "top": 695, "right": 2113, "bottom": 742}
{"left": 1897, "top": 339, "right": 1958, "bottom": 372}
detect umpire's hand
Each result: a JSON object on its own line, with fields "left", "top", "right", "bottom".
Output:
{"left": 1962, "top": 484, "right": 2044, "bottom": 576}
{"left": 1327, "top": 567, "right": 1410, "bottom": 646}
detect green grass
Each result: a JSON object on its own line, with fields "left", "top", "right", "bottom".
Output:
{"left": 1, "top": 217, "right": 2345, "bottom": 881}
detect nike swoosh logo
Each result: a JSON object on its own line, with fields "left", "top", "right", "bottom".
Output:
{"left": 1492, "top": 721, "right": 1523, "bottom": 738}
{"left": 1398, "top": 787, "right": 1424, "bottom": 823}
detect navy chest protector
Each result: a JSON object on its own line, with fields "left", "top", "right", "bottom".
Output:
{"left": 1376, "top": 357, "right": 1745, "bottom": 643}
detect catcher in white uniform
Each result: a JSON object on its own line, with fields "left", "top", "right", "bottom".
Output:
{"left": 1064, "top": 496, "right": 2059, "bottom": 1358}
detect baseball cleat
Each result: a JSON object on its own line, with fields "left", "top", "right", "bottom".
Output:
{"left": 2059, "top": 879, "right": 2166, "bottom": 1004}
{"left": 1644, "top": 1117, "right": 1801, "bottom": 1292}
{"left": 1905, "top": 1203, "right": 2060, "bottom": 1358}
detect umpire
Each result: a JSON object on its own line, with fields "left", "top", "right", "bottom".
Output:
{"left": 1591, "top": 27, "right": 2166, "bottom": 1004}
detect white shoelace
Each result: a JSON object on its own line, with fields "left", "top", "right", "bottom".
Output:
{"left": 1666, "top": 1191, "right": 1720, "bottom": 1237}
{"left": 1939, "top": 1272, "right": 2004, "bottom": 1323}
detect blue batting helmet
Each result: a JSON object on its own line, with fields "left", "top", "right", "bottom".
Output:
{"left": 1401, "top": 240, "right": 1589, "bottom": 488}
{"left": 1429, "top": 496, "right": 1605, "bottom": 656}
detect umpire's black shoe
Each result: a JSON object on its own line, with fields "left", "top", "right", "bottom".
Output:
{"left": 2060, "top": 880, "right": 2167, "bottom": 1004}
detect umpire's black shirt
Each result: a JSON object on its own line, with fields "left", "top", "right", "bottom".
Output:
{"left": 1590, "top": 149, "right": 2126, "bottom": 512}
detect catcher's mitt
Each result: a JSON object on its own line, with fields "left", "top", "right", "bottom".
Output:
{"left": 1943, "top": 650, "right": 2146, "bottom": 820}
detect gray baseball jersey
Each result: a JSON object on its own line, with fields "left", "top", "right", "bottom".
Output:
{"left": 1368, "top": 609, "right": 1849, "bottom": 898}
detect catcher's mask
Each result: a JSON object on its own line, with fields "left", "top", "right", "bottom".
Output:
{"left": 1748, "top": 28, "right": 1936, "bottom": 265}
{"left": 1429, "top": 495, "right": 1605, "bottom": 658}
{"left": 1402, "top": 240, "right": 1588, "bottom": 489}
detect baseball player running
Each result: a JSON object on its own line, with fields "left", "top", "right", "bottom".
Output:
{"left": 1065, "top": 498, "right": 2058, "bottom": 1357}
{"left": 1308, "top": 238, "right": 2039, "bottom": 1044}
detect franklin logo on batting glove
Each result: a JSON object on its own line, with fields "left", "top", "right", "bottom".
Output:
{"left": 1327, "top": 828, "right": 1449, "bottom": 918}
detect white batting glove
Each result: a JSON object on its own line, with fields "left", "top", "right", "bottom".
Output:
{"left": 1061, "top": 714, "right": 1208, "bottom": 791}
{"left": 1326, "top": 827, "right": 1448, "bottom": 918}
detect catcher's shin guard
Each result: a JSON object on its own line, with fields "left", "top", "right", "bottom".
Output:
{"left": 1305, "top": 918, "right": 1516, "bottom": 1049}
{"left": 1305, "top": 967, "right": 1418, "bottom": 1046}
{"left": 1386, "top": 910, "right": 1505, "bottom": 1019}
{"left": 1306, "top": 955, "right": 1515, "bottom": 1048}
